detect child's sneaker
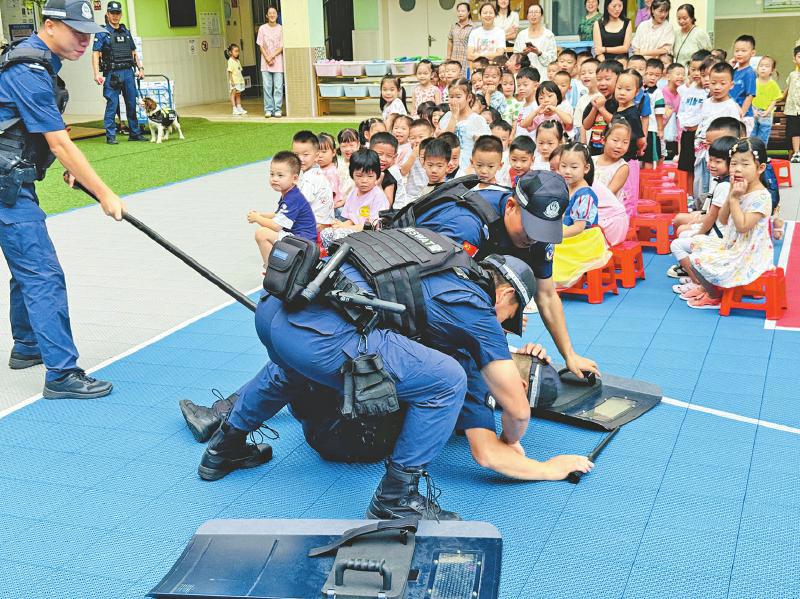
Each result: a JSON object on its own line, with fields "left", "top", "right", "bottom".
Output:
{"left": 673, "top": 282, "right": 699, "bottom": 295}
{"left": 687, "top": 293, "right": 721, "bottom": 310}
{"left": 678, "top": 276, "right": 692, "bottom": 285}
{"left": 679, "top": 285, "right": 705, "bottom": 300}
{"left": 791, "top": 152, "right": 800, "bottom": 164}
{"left": 666, "top": 264, "right": 688, "bottom": 278}
{"left": 238, "top": 106, "right": 248, "bottom": 114}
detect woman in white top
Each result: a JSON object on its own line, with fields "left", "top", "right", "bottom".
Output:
{"left": 467, "top": 2, "right": 506, "bottom": 63}
{"left": 494, "top": 0, "right": 519, "bottom": 44}
{"left": 631, "top": 0, "right": 674, "bottom": 60}
{"left": 513, "top": 4, "right": 557, "bottom": 81}
{"left": 672, "top": 4, "right": 711, "bottom": 66}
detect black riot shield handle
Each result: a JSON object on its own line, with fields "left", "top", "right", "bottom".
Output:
{"left": 66, "top": 173, "right": 257, "bottom": 313}
{"left": 567, "top": 427, "right": 619, "bottom": 484}
{"left": 335, "top": 558, "right": 392, "bottom": 591}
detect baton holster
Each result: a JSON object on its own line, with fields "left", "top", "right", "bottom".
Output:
{"left": 341, "top": 353, "right": 399, "bottom": 419}
{"left": 109, "top": 73, "right": 122, "bottom": 92}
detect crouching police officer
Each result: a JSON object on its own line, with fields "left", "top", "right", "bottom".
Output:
{"left": 0, "top": 0, "right": 125, "bottom": 398}
{"left": 393, "top": 160, "right": 600, "bottom": 381}
{"left": 92, "top": 1, "right": 145, "bottom": 144}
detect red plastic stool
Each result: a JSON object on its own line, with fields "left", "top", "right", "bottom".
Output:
{"left": 771, "top": 159, "right": 793, "bottom": 188}
{"left": 637, "top": 199, "right": 661, "bottom": 214}
{"left": 719, "top": 268, "right": 788, "bottom": 320}
{"left": 632, "top": 214, "right": 674, "bottom": 254}
{"left": 641, "top": 181, "right": 676, "bottom": 199}
{"left": 654, "top": 189, "right": 688, "bottom": 213}
{"left": 557, "top": 258, "right": 619, "bottom": 304}
{"left": 611, "top": 241, "right": 645, "bottom": 288}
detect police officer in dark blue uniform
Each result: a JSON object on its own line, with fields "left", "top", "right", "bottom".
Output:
{"left": 0, "top": 0, "right": 125, "bottom": 398}
{"left": 414, "top": 159, "right": 601, "bottom": 381}
{"left": 91, "top": 1, "right": 145, "bottom": 144}
{"left": 188, "top": 227, "right": 592, "bottom": 520}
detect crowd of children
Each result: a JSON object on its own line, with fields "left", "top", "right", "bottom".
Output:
{"left": 250, "top": 32, "right": 797, "bottom": 313}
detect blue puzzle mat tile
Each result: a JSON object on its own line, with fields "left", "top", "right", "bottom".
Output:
{"left": 745, "top": 465, "right": 800, "bottom": 507}
{"left": 521, "top": 552, "right": 632, "bottom": 599}
{"left": 647, "top": 490, "right": 743, "bottom": 534}
{"left": 634, "top": 525, "right": 738, "bottom": 577}
{"left": 688, "top": 391, "right": 762, "bottom": 420}
{"left": 707, "top": 335, "right": 773, "bottom": 357}
{"left": 0, "top": 561, "right": 60, "bottom": 599}
{"left": 622, "top": 563, "right": 729, "bottom": 599}
{"left": 647, "top": 332, "right": 713, "bottom": 352}
{"left": 116, "top": 496, "right": 225, "bottom": 542}
{"left": 99, "top": 459, "right": 191, "bottom": 498}
{"left": 0, "top": 476, "right": 87, "bottom": 520}
{"left": 728, "top": 570, "right": 799, "bottom": 599}
{"left": 0, "top": 521, "right": 107, "bottom": 569}
{"left": 98, "top": 382, "right": 187, "bottom": 408}
{"left": 38, "top": 570, "right": 145, "bottom": 599}
{"left": 42, "top": 489, "right": 156, "bottom": 531}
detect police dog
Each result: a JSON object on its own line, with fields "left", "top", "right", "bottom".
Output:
{"left": 141, "top": 96, "right": 185, "bottom": 144}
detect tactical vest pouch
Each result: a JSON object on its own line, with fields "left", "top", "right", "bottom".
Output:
{"left": 0, "top": 118, "right": 35, "bottom": 207}
{"left": 340, "top": 353, "right": 399, "bottom": 419}
{"left": 263, "top": 236, "right": 320, "bottom": 305}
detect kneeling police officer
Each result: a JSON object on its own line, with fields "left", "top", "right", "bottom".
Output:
{"left": 92, "top": 1, "right": 145, "bottom": 144}
{"left": 187, "top": 222, "right": 591, "bottom": 519}
{"left": 0, "top": 0, "right": 125, "bottom": 398}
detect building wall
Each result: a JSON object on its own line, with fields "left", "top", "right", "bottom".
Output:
{"left": 715, "top": 16, "right": 800, "bottom": 79}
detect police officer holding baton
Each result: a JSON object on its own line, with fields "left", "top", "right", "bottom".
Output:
{"left": 0, "top": 0, "right": 124, "bottom": 398}
{"left": 91, "top": 1, "right": 145, "bottom": 144}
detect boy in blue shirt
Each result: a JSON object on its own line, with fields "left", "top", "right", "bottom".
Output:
{"left": 248, "top": 151, "right": 317, "bottom": 266}
{"left": 732, "top": 35, "right": 757, "bottom": 135}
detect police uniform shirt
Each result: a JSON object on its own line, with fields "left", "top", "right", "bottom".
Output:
{"left": 92, "top": 23, "right": 136, "bottom": 66}
{"left": 0, "top": 35, "right": 64, "bottom": 224}
{"left": 414, "top": 186, "right": 555, "bottom": 280}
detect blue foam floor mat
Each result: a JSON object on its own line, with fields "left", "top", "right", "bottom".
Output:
{"left": 1, "top": 251, "right": 799, "bottom": 598}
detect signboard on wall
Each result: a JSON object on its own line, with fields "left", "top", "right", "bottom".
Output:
{"left": 9, "top": 23, "right": 34, "bottom": 41}
{"left": 764, "top": 0, "right": 800, "bottom": 8}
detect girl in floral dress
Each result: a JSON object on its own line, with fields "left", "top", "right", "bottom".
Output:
{"left": 679, "top": 138, "right": 775, "bottom": 309}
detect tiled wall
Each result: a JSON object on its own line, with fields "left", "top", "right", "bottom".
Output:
{"left": 284, "top": 46, "right": 325, "bottom": 117}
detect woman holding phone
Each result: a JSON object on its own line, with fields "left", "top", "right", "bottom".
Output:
{"left": 513, "top": 4, "right": 556, "bottom": 80}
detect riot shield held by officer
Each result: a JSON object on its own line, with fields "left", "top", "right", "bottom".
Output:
{"left": 92, "top": 1, "right": 146, "bottom": 144}
{"left": 0, "top": 0, "right": 127, "bottom": 398}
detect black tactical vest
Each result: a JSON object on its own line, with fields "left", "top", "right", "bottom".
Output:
{"left": 103, "top": 25, "right": 135, "bottom": 70}
{"left": 379, "top": 175, "right": 508, "bottom": 261}
{"left": 329, "top": 227, "right": 493, "bottom": 339}
{"left": 0, "top": 42, "right": 69, "bottom": 204}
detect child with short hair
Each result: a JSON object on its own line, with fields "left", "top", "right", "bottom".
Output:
{"left": 662, "top": 62, "right": 685, "bottom": 160}
{"left": 420, "top": 138, "right": 452, "bottom": 194}
{"left": 546, "top": 61, "right": 559, "bottom": 82}
{"left": 470, "top": 135, "right": 505, "bottom": 190}
{"left": 380, "top": 75, "right": 408, "bottom": 124}
{"left": 400, "top": 120, "right": 435, "bottom": 200}
{"left": 336, "top": 128, "right": 359, "bottom": 213}
{"left": 553, "top": 142, "right": 612, "bottom": 287}
{"left": 679, "top": 137, "right": 774, "bottom": 309}
{"left": 582, "top": 60, "right": 623, "bottom": 156}
{"left": 557, "top": 49, "right": 587, "bottom": 108}
{"left": 438, "top": 131, "right": 463, "bottom": 179}
{"left": 471, "top": 69, "right": 485, "bottom": 95}
{"left": 370, "top": 131, "right": 401, "bottom": 206}
{"left": 643, "top": 58, "right": 666, "bottom": 167}
{"left": 628, "top": 55, "right": 647, "bottom": 78}
{"left": 786, "top": 45, "right": 800, "bottom": 163}
{"left": 320, "top": 149, "right": 389, "bottom": 248}
{"left": 513, "top": 67, "right": 541, "bottom": 139}
{"left": 533, "top": 120, "right": 564, "bottom": 170}
{"left": 506, "top": 136, "right": 536, "bottom": 185}
{"left": 249, "top": 151, "right": 317, "bottom": 265}
{"left": 443, "top": 60, "right": 464, "bottom": 102}
{"left": 500, "top": 71, "right": 523, "bottom": 125}
{"left": 521, "top": 81, "right": 573, "bottom": 133}
{"left": 293, "top": 130, "right": 334, "bottom": 229}
{"left": 752, "top": 56, "right": 782, "bottom": 147}
{"left": 574, "top": 58, "right": 599, "bottom": 144}
{"left": 317, "top": 132, "right": 341, "bottom": 211}
{"left": 491, "top": 119, "right": 512, "bottom": 150}
{"left": 731, "top": 35, "right": 757, "bottom": 134}
{"left": 677, "top": 51, "right": 710, "bottom": 197}
{"left": 438, "top": 78, "right": 491, "bottom": 170}
{"left": 413, "top": 59, "right": 442, "bottom": 115}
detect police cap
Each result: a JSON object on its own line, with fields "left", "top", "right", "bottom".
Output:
{"left": 514, "top": 170, "right": 570, "bottom": 245}
{"left": 42, "top": 0, "right": 105, "bottom": 33}
{"left": 481, "top": 254, "right": 536, "bottom": 336}
{"left": 107, "top": 1, "right": 122, "bottom": 12}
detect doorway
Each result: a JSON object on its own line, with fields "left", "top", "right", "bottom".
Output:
{"left": 388, "top": 0, "right": 455, "bottom": 59}
{"left": 324, "top": 0, "right": 354, "bottom": 60}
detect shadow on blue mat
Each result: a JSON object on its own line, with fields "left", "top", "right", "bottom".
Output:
{"left": 1, "top": 253, "right": 799, "bottom": 598}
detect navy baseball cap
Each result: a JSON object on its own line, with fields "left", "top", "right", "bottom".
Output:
{"left": 481, "top": 254, "right": 537, "bottom": 336}
{"left": 107, "top": 1, "right": 122, "bottom": 12}
{"left": 514, "top": 170, "right": 570, "bottom": 244}
{"left": 42, "top": 0, "right": 104, "bottom": 33}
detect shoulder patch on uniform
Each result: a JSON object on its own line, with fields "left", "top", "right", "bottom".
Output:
{"left": 27, "top": 64, "right": 46, "bottom": 71}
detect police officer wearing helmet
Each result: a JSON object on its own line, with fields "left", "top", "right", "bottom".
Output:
{"left": 92, "top": 1, "right": 145, "bottom": 144}
{"left": 413, "top": 169, "right": 601, "bottom": 381}
{"left": 186, "top": 227, "right": 592, "bottom": 520}
{"left": 0, "top": 0, "right": 125, "bottom": 398}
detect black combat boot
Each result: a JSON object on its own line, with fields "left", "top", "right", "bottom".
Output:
{"left": 179, "top": 390, "right": 238, "bottom": 443}
{"left": 366, "top": 461, "right": 460, "bottom": 521}
{"left": 198, "top": 421, "right": 272, "bottom": 481}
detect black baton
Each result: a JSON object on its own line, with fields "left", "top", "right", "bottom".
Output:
{"left": 567, "top": 427, "right": 619, "bottom": 484}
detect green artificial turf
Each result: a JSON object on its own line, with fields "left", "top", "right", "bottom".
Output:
{"left": 40, "top": 118, "right": 358, "bottom": 215}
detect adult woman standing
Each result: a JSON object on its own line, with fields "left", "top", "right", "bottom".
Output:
{"left": 494, "top": 0, "right": 519, "bottom": 45}
{"left": 631, "top": 0, "right": 674, "bottom": 60}
{"left": 513, "top": 4, "right": 557, "bottom": 80}
{"left": 673, "top": 4, "right": 711, "bottom": 66}
{"left": 256, "top": 7, "right": 284, "bottom": 118}
{"left": 578, "top": 0, "right": 602, "bottom": 42}
{"left": 447, "top": 2, "right": 475, "bottom": 74}
{"left": 593, "top": 0, "right": 633, "bottom": 62}
{"left": 467, "top": 2, "right": 507, "bottom": 63}
{"left": 635, "top": 0, "right": 653, "bottom": 27}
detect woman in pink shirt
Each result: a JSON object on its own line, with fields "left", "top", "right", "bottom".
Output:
{"left": 257, "top": 7, "right": 284, "bottom": 118}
